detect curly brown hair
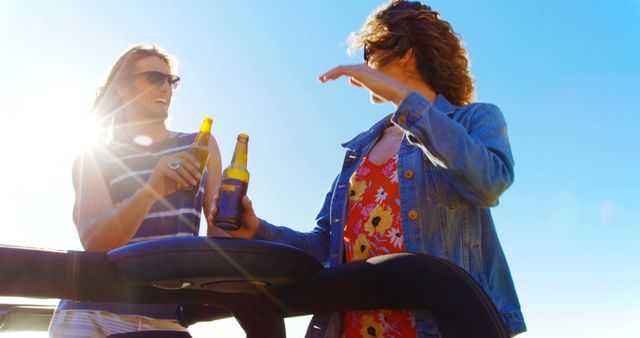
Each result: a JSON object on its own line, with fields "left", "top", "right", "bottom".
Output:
{"left": 349, "top": 0, "right": 474, "bottom": 105}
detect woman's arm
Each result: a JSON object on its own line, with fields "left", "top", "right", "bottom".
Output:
{"left": 319, "top": 64, "right": 513, "bottom": 207}
{"left": 391, "top": 93, "right": 514, "bottom": 207}
{"left": 209, "top": 176, "right": 337, "bottom": 265}
{"left": 253, "top": 176, "right": 336, "bottom": 265}
{"left": 73, "top": 149, "right": 203, "bottom": 251}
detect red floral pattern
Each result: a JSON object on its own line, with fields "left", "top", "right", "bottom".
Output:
{"left": 342, "top": 154, "right": 416, "bottom": 338}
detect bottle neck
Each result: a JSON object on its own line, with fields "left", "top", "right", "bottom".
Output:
{"left": 194, "top": 118, "right": 212, "bottom": 147}
{"left": 230, "top": 139, "right": 248, "bottom": 167}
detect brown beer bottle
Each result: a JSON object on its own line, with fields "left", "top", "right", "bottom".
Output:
{"left": 191, "top": 117, "right": 213, "bottom": 173}
{"left": 177, "top": 116, "right": 212, "bottom": 191}
{"left": 215, "top": 134, "right": 249, "bottom": 230}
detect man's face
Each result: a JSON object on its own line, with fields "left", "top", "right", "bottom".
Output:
{"left": 118, "top": 55, "right": 177, "bottom": 122}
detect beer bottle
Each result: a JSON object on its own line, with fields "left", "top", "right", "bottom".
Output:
{"left": 177, "top": 116, "right": 212, "bottom": 191}
{"left": 191, "top": 117, "right": 213, "bottom": 173}
{"left": 215, "top": 134, "right": 249, "bottom": 230}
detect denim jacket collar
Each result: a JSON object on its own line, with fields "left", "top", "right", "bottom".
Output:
{"left": 341, "top": 93, "right": 455, "bottom": 153}
{"left": 340, "top": 114, "right": 391, "bottom": 154}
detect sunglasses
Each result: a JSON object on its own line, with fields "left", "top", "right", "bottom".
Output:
{"left": 364, "top": 40, "right": 401, "bottom": 66}
{"left": 133, "top": 71, "right": 181, "bottom": 89}
{"left": 364, "top": 45, "right": 372, "bottom": 64}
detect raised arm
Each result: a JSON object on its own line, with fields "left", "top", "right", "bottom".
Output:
{"left": 319, "top": 64, "right": 514, "bottom": 207}
{"left": 392, "top": 93, "right": 514, "bottom": 207}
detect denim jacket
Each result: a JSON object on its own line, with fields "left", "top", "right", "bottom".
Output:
{"left": 256, "top": 92, "right": 526, "bottom": 337}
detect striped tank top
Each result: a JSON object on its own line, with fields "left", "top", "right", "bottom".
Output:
{"left": 58, "top": 132, "right": 207, "bottom": 319}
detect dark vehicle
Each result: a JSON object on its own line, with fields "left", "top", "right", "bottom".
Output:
{"left": 1, "top": 237, "right": 508, "bottom": 338}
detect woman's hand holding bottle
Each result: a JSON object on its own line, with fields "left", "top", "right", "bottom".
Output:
{"left": 208, "top": 195, "right": 259, "bottom": 238}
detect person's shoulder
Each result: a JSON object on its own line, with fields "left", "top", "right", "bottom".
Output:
{"left": 71, "top": 144, "right": 109, "bottom": 179}
{"left": 459, "top": 101, "right": 501, "bottom": 113}
{"left": 455, "top": 101, "right": 510, "bottom": 130}
{"left": 73, "top": 143, "right": 108, "bottom": 163}
{"left": 174, "top": 131, "right": 197, "bottom": 143}
{"left": 455, "top": 101, "right": 505, "bottom": 121}
{"left": 176, "top": 131, "right": 197, "bottom": 137}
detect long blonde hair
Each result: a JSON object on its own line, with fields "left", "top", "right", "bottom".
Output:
{"left": 92, "top": 44, "right": 178, "bottom": 142}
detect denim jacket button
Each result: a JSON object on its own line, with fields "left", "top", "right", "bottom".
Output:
{"left": 397, "top": 115, "right": 407, "bottom": 124}
{"left": 404, "top": 169, "right": 414, "bottom": 179}
{"left": 408, "top": 210, "right": 418, "bottom": 220}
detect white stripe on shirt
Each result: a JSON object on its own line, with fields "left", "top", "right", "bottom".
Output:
{"left": 110, "top": 169, "right": 154, "bottom": 185}
{"left": 144, "top": 208, "right": 201, "bottom": 219}
{"left": 108, "top": 144, "right": 192, "bottom": 163}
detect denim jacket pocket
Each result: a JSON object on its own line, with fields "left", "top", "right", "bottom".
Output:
{"left": 427, "top": 168, "right": 463, "bottom": 209}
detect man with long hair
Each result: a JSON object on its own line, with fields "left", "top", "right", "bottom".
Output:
{"left": 49, "top": 45, "right": 222, "bottom": 338}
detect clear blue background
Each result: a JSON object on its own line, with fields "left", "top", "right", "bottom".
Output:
{"left": 0, "top": 1, "right": 638, "bottom": 337}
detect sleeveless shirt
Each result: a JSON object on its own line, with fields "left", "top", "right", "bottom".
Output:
{"left": 58, "top": 132, "right": 207, "bottom": 320}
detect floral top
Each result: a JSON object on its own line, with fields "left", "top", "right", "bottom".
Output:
{"left": 342, "top": 154, "right": 417, "bottom": 338}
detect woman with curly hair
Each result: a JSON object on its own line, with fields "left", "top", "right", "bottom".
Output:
{"left": 213, "top": 1, "right": 526, "bottom": 336}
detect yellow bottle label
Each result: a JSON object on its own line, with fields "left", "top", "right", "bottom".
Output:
{"left": 220, "top": 183, "right": 238, "bottom": 192}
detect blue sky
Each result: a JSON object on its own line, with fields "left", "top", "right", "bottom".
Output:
{"left": 0, "top": 1, "right": 638, "bottom": 337}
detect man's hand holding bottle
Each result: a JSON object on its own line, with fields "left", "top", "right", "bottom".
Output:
{"left": 144, "top": 152, "right": 202, "bottom": 198}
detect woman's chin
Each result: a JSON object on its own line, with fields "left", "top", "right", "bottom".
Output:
{"left": 370, "top": 94, "right": 386, "bottom": 105}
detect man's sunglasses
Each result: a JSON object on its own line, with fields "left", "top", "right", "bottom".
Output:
{"left": 133, "top": 71, "right": 181, "bottom": 89}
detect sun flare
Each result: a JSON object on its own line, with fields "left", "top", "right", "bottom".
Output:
{"left": 0, "top": 86, "right": 100, "bottom": 168}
